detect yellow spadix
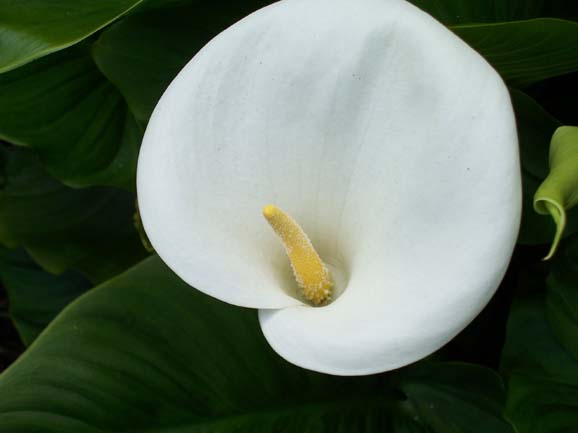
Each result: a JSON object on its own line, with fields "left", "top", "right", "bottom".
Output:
{"left": 263, "top": 205, "right": 333, "bottom": 305}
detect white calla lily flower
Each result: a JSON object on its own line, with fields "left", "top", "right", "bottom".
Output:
{"left": 137, "top": 0, "right": 521, "bottom": 375}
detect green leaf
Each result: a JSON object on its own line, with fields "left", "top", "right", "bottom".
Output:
{"left": 92, "top": 6, "right": 215, "bottom": 123}
{"left": 396, "top": 363, "right": 515, "bottom": 433}
{"left": 512, "top": 90, "right": 558, "bottom": 180}
{"left": 0, "top": 145, "right": 147, "bottom": 283}
{"left": 92, "top": 2, "right": 275, "bottom": 123}
{"left": 501, "top": 296, "right": 578, "bottom": 433}
{"left": 0, "top": 255, "right": 387, "bottom": 432}
{"left": 546, "top": 235, "right": 578, "bottom": 361}
{"left": 0, "top": 0, "right": 147, "bottom": 73}
{"left": 513, "top": 89, "right": 557, "bottom": 246}
{"left": 511, "top": 90, "right": 578, "bottom": 246}
{"left": 0, "top": 247, "right": 90, "bottom": 346}
{"left": 452, "top": 19, "right": 578, "bottom": 87}
{"left": 0, "top": 44, "right": 141, "bottom": 189}
{"left": 533, "top": 126, "right": 578, "bottom": 259}
{"left": 408, "top": 0, "right": 544, "bottom": 25}
{"left": 2, "top": 0, "right": 577, "bottom": 80}
{"left": 0, "top": 255, "right": 513, "bottom": 432}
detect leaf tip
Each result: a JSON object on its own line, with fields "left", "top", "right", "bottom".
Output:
{"left": 534, "top": 199, "right": 566, "bottom": 260}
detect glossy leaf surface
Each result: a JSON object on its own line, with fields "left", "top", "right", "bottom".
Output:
{"left": 0, "top": 0, "right": 144, "bottom": 73}
{"left": 0, "top": 45, "right": 141, "bottom": 189}
{"left": 453, "top": 19, "right": 578, "bottom": 86}
{"left": 409, "top": 0, "right": 573, "bottom": 25}
{"left": 0, "top": 255, "right": 514, "bottom": 432}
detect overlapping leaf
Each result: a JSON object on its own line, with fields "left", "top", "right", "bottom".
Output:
{"left": 92, "top": 6, "right": 217, "bottom": 123}
{"left": 547, "top": 235, "right": 578, "bottom": 360}
{"left": 0, "top": 0, "right": 146, "bottom": 73}
{"left": 0, "top": 247, "right": 90, "bottom": 345}
{"left": 409, "top": 0, "right": 577, "bottom": 25}
{"left": 501, "top": 295, "right": 578, "bottom": 433}
{"left": 0, "top": 44, "right": 141, "bottom": 189}
{"left": 0, "top": 146, "right": 147, "bottom": 283}
{"left": 0, "top": 255, "right": 514, "bottom": 433}
{"left": 453, "top": 19, "right": 578, "bottom": 87}
{"left": 92, "top": 1, "right": 275, "bottom": 123}
{"left": 500, "top": 234, "right": 578, "bottom": 433}
{"left": 1, "top": 0, "right": 575, "bottom": 79}
{"left": 396, "top": 363, "right": 514, "bottom": 433}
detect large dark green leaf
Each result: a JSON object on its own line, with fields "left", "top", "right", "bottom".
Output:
{"left": 453, "top": 19, "right": 578, "bottom": 87}
{"left": 0, "top": 0, "right": 147, "bottom": 73}
{"left": 0, "top": 146, "right": 147, "bottom": 283}
{"left": 0, "top": 44, "right": 141, "bottom": 189}
{"left": 408, "top": 0, "right": 578, "bottom": 25}
{"left": 92, "top": 2, "right": 275, "bottom": 123}
{"left": 501, "top": 296, "right": 578, "bottom": 433}
{"left": 502, "top": 236, "right": 578, "bottom": 431}
{"left": 0, "top": 255, "right": 514, "bottom": 432}
{"left": 396, "top": 363, "right": 514, "bottom": 433}
{"left": 547, "top": 235, "right": 578, "bottom": 360}
{"left": 0, "top": 247, "right": 90, "bottom": 346}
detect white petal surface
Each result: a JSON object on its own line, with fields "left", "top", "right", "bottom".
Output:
{"left": 138, "top": 0, "right": 521, "bottom": 373}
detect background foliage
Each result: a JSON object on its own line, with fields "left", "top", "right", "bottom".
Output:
{"left": 1, "top": 0, "right": 577, "bottom": 431}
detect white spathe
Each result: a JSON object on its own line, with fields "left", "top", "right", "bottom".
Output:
{"left": 137, "top": 0, "right": 521, "bottom": 375}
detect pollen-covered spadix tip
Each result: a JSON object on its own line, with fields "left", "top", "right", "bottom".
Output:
{"left": 262, "top": 204, "right": 279, "bottom": 220}
{"left": 262, "top": 204, "right": 333, "bottom": 305}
